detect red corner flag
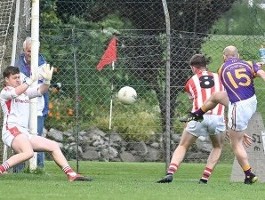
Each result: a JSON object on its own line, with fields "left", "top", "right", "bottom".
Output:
{"left": 96, "top": 37, "right": 117, "bottom": 71}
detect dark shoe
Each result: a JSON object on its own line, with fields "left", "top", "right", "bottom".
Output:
{"left": 68, "top": 174, "right": 93, "bottom": 182}
{"left": 244, "top": 173, "right": 258, "bottom": 184}
{"left": 179, "top": 112, "right": 203, "bottom": 123}
{"left": 198, "top": 178, "right": 207, "bottom": 184}
{"left": 157, "top": 174, "right": 173, "bottom": 183}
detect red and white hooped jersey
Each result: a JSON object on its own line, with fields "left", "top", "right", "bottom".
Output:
{"left": 184, "top": 70, "right": 225, "bottom": 116}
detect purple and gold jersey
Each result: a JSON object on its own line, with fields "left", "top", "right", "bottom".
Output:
{"left": 218, "top": 58, "right": 261, "bottom": 103}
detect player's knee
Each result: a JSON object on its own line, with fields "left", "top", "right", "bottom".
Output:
{"left": 50, "top": 140, "right": 60, "bottom": 151}
{"left": 24, "top": 150, "right": 34, "bottom": 160}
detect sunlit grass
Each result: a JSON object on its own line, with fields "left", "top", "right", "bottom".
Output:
{"left": 0, "top": 161, "right": 264, "bottom": 200}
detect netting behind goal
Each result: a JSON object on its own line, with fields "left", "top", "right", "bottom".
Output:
{"left": 0, "top": 1, "right": 15, "bottom": 70}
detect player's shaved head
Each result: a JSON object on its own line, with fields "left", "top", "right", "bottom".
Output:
{"left": 223, "top": 45, "right": 239, "bottom": 59}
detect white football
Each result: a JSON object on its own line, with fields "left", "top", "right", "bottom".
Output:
{"left": 117, "top": 86, "right": 137, "bottom": 104}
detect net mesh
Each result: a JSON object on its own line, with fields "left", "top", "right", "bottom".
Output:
{"left": 0, "top": 0, "right": 14, "bottom": 70}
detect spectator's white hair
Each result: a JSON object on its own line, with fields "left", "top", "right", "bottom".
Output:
{"left": 23, "top": 37, "right": 32, "bottom": 50}
{"left": 23, "top": 37, "right": 40, "bottom": 51}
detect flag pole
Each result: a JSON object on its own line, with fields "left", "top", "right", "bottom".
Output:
{"left": 96, "top": 36, "right": 117, "bottom": 130}
{"left": 108, "top": 61, "right": 115, "bottom": 130}
{"left": 96, "top": 36, "right": 117, "bottom": 162}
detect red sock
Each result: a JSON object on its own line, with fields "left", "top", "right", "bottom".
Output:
{"left": 167, "top": 163, "right": 178, "bottom": 175}
{"left": 62, "top": 166, "right": 77, "bottom": 177}
{"left": 201, "top": 167, "right": 212, "bottom": 181}
{"left": 0, "top": 162, "right": 10, "bottom": 173}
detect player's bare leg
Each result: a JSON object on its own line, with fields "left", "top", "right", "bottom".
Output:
{"left": 170, "top": 131, "right": 197, "bottom": 165}
{"left": 229, "top": 129, "right": 257, "bottom": 184}
{"left": 157, "top": 130, "right": 197, "bottom": 183}
{"left": 30, "top": 135, "right": 92, "bottom": 181}
{"left": 0, "top": 134, "right": 34, "bottom": 174}
{"left": 199, "top": 133, "right": 224, "bottom": 184}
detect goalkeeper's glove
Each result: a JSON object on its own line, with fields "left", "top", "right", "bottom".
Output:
{"left": 40, "top": 64, "right": 54, "bottom": 85}
{"left": 24, "top": 71, "right": 39, "bottom": 86}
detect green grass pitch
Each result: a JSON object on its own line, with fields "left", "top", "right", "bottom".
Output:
{"left": 0, "top": 161, "right": 263, "bottom": 200}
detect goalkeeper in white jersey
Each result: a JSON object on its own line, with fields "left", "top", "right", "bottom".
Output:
{"left": 0, "top": 66, "right": 91, "bottom": 182}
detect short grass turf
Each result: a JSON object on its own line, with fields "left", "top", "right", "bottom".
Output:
{"left": 0, "top": 161, "right": 264, "bottom": 200}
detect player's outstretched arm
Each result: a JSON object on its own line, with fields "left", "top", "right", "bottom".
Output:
{"left": 257, "top": 69, "right": 265, "bottom": 82}
{"left": 15, "top": 71, "right": 39, "bottom": 96}
{"left": 39, "top": 64, "right": 54, "bottom": 94}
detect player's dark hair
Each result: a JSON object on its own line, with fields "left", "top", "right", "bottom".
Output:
{"left": 3, "top": 66, "right": 20, "bottom": 78}
{"left": 189, "top": 54, "right": 208, "bottom": 68}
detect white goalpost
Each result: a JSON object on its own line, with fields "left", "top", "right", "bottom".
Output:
{"left": 28, "top": 0, "right": 39, "bottom": 171}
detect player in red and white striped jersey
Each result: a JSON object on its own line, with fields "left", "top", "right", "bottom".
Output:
{"left": 185, "top": 70, "right": 224, "bottom": 116}
{"left": 157, "top": 54, "right": 226, "bottom": 184}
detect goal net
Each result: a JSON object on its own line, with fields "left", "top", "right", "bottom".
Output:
{"left": 0, "top": 0, "right": 15, "bottom": 70}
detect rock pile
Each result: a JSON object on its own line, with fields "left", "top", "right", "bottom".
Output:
{"left": 46, "top": 127, "right": 212, "bottom": 162}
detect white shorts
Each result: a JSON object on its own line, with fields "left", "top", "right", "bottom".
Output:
{"left": 2, "top": 125, "right": 32, "bottom": 147}
{"left": 185, "top": 114, "right": 226, "bottom": 137}
{"left": 227, "top": 95, "right": 257, "bottom": 131}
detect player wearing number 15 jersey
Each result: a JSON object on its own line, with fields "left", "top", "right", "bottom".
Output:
{"left": 217, "top": 47, "right": 265, "bottom": 132}
{"left": 157, "top": 54, "right": 226, "bottom": 184}
{"left": 218, "top": 54, "right": 260, "bottom": 103}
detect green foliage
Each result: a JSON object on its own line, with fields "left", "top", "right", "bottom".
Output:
{"left": 211, "top": 1, "right": 265, "bottom": 35}
{"left": 45, "top": 86, "right": 162, "bottom": 142}
{"left": 45, "top": 92, "right": 75, "bottom": 131}
{"left": 89, "top": 97, "right": 162, "bottom": 142}
{"left": 40, "top": 0, "right": 62, "bottom": 27}
{"left": 201, "top": 35, "right": 262, "bottom": 72}
{"left": 99, "top": 13, "right": 133, "bottom": 30}
{"left": 173, "top": 92, "right": 191, "bottom": 133}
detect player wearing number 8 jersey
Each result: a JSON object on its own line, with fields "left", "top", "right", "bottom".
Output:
{"left": 157, "top": 54, "right": 226, "bottom": 184}
{"left": 189, "top": 46, "right": 265, "bottom": 184}
{"left": 186, "top": 69, "right": 224, "bottom": 115}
